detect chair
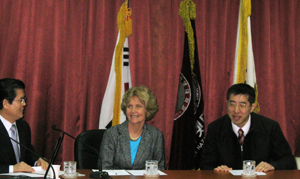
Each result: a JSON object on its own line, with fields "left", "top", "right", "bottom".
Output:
{"left": 74, "top": 129, "right": 106, "bottom": 169}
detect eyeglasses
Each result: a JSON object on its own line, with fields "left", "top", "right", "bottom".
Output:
{"left": 14, "top": 97, "right": 27, "bottom": 105}
{"left": 228, "top": 102, "right": 250, "bottom": 110}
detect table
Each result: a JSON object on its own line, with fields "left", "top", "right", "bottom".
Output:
{"left": 76, "top": 169, "right": 300, "bottom": 179}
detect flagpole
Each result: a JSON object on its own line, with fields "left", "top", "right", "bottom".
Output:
{"left": 127, "top": 0, "right": 129, "bottom": 7}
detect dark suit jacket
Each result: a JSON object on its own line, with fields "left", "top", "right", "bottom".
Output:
{"left": 0, "top": 119, "right": 39, "bottom": 173}
{"left": 199, "top": 113, "right": 296, "bottom": 170}
{"left": 100, "top": 120, "right": 165, "bottom": 170}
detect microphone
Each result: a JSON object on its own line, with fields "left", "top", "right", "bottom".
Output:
{"left": 44, "top": 132, "right": 65, "bottom": 179}
{"left": 0, "top": 130, "right": 56, "bottom": 179}
{"left": 51, "top": 125, "right": 111, "bottom": 179}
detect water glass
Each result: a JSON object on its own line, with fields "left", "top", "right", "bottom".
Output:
{"left": 63, "top": 161, "right": 77, "bottom": 178}
{"left": 243, "top": 160, "right": 256, "bottom": 177}
{"left": 145, "top": 160, "right": 159, "bottom": 177}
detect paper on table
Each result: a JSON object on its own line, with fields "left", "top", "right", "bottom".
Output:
{"left": 0, "top": 166, "right": 55, "bottom": 177}
{"left": 35, "top": 166, "right": 85, "bottom": 177}
{"left": 126, "top": 170, "right": 167, "bottom": 176}
{"left": 33, "top": 166, "right": 65, "bottom": 176}
{"left": 92, "top": 169, "right": 130, "bottom": 176}
{"left": 0, "top": 166, "right": 85, "bottom": 178}
{"left": 230, "top": 170, "right": 266, "bottom": 176}
{"left": 0, "top": 172, "right": 45, "bottom": 178}
{"left": 105, "top": 170, "right": 131, "bottom": 176}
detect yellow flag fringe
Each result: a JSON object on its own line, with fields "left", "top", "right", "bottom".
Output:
{"left": 179, "top": 0, "right": 196, "bottom": 72}
{"left": 236, "top": 0, "right": 251, "bottom": 84}
{"left": 112, "top": 1, "right": 132, "bottom": 126}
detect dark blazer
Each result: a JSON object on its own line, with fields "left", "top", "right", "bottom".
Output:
{"left": 100, "top": 120, "right": 165, "bottom": 170}
{"left": 0, "top": 119, "right": 39, "bottom": 173}
{"left": 199, "top": 113, "right": 296, "bottom": 170}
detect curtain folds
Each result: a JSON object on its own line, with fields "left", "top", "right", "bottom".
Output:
{"left": 0, "top": 0, "right": 299, "bottom": 167}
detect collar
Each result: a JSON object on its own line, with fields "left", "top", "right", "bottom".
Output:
{"left": 231, "top": 114, "right": 251, "bottom": 137}
{"left": 0, "top": 114, "right": 17, "bottom": 132}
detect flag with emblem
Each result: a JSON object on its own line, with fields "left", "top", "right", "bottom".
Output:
{"left": 233, "top": 0, "right": 259, "bottom": 112}
{"left": 169, "top": 0, "right": 205, "bottom": 170}
{"left": 99, "top": 1, "right": 132, "bottom": 129}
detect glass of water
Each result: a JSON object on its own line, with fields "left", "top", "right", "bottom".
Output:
{"left": 145, "top": 160, "right": 159, "bottom": 177}
{"left": 242, "top": 160, "right": 256, "bottom": 177}
{"left": 63, "top": 161, "right": 77, "bottom": 178}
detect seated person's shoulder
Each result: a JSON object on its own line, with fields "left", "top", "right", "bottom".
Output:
{"left": 16, "top": 119, "right": 30, "bottom": 126}
{"left": 252, "top": 113, "right": 279, "bottom": 125}
{"left": 207, "top": 114, "right": 229, "bottom": 128}
{"left": 145, "top": 124, "right": 163, "bottom": 136}
{"left": 251, "top": 113, "right": 282, "bottom": 132}
{"left": 103, "top": 124, "right": 123, "bottom": 137}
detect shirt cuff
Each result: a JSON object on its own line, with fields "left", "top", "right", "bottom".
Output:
{"left": 9, "top": 165, "right": 13, "bottom": 173}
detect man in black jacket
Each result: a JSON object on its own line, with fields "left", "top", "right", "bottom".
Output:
{"left": 0, "top": 78, "right": 48, "bottom": 173}
{"left": 200, "top": 83, "right": 296, "bottom": 172}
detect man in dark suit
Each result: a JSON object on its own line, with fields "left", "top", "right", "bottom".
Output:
{"left": 0, "top": 78, "right": 48, "bottom": 173}
{"left": 200, "top": 83, "right": 296, "bottom": 172}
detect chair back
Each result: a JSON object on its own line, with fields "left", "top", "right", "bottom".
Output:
{"left": 74, "top": 129, "right": 106, "bottom": 169}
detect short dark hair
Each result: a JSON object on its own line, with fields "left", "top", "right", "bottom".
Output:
{"left": 0, "top": 78, "right": 25, "bottom": 109}
{"left": 226, "top": 83, "right": 255, "bottom": 105}
{"left": 121, "top": 85, "right": 159, "bottom": 121}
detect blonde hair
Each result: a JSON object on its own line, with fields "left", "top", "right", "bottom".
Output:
{"left": 121, "top": 85, "right": 158, "bottom": 121}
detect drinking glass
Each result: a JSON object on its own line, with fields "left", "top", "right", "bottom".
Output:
{"left": 145, "top": 160, "right": 159, "bottom": 177}
{"left": 63, "top": 161, "right": 77, "bottom": 178}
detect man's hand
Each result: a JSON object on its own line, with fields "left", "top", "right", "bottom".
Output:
{"left": 13, "top": 161, "right": 35, "bottom": 173}
{"left": 255, "top": 161, "right": 275, "bottom": 172}
{"left": 214, "top": 165, "right": 233, "bottom": 172}
{"left": 36, "top": 158, "right": 49, "bottom": 170}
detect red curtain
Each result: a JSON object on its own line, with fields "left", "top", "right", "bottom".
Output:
{"left": 0, "top": 0, "right": 299, "bottom": 168}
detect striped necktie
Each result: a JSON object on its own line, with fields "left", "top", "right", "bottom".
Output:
{"left": 238, "top": 128, "right": 244, "bottom": 146}
{"left": 10, "top": 124, "right": 20, "bottom": 163}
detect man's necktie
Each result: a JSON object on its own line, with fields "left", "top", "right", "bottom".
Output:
{"left": 238, "top": 128, "right": 244, "bottom": 146}
{"left": 10, "top": 124, "right": 20, "bottom": 163}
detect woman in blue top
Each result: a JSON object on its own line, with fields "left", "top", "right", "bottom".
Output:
{"left": 100, "top": 85, "right": 165, "bottom": 170}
